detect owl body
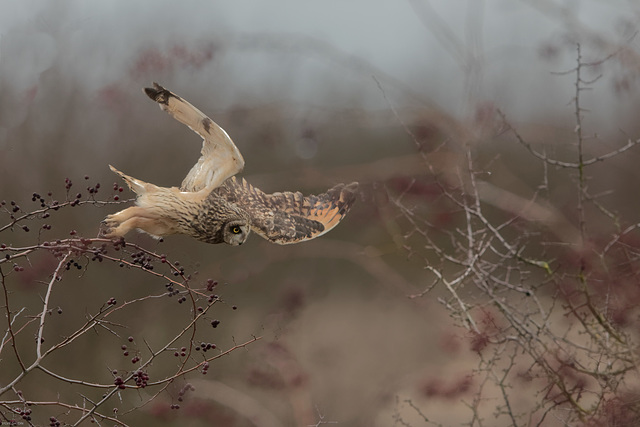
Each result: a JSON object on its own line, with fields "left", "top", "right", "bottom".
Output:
{"left": 103, "top": 83, "right": 357, "bottom": 246}
{"left": 192, "top": 190, "right": 251, "bottom": 245}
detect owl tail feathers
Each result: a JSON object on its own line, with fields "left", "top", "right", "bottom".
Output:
{"left": 109, "top": 165, "right": 153, "bottom": 196}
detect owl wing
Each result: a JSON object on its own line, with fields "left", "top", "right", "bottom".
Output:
{"left": 221, "top": 178, "right": 358, "bottom": 245}
{"left": 144, "top": 83, "right": 245, "bottom": 192}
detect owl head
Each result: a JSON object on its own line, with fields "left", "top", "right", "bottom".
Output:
{"left": 222, "top": 219, "right": 250, "bottom": 246}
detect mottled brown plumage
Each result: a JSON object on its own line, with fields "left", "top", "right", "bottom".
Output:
{"left": 102, "top": 83, "right": 357, "bottom": 245}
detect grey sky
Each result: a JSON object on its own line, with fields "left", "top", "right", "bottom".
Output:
{"left": 0, "top": 1, "right": 636, "bottom": 133}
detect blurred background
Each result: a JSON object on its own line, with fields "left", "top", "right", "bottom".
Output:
{"left": 2, "top": 1, "right": 640, "bottom": 426}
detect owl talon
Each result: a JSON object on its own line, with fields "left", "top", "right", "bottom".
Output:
{"left": 101, "top": 215, "right": 121, "bottom": 238}
{"left": 102, "top": 216, "right": 119, "bottom": 228}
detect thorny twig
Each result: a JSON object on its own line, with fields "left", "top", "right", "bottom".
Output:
{"left": 380, "top": 42, "right": 640, "bottom": 425}
{"left": 0, "top": 188, "right": 260, "bottom": 425}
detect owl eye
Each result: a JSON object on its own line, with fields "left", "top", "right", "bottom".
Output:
{"left": 230, "top": 225, "right": 242, "bottom": 234}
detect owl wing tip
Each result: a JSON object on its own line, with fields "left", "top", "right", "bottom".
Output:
{"left": 304, "top": 181, "right": 359, "bottom": 235}
{"left": 143, "top": 82, "right": 174, "bottom": 106}
{"left": 329, "top": 181, "right": 359, "bottom": 210}
{"left": 141, "top": 83, "right": 244, "bottom": 192}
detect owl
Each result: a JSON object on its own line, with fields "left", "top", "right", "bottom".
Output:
{"left": 102, "top": 83, "right": 357, "bottom": 245}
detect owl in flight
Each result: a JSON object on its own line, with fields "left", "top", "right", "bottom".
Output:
{"left": 103, "top": 83, "right": 357, "bottom": 245}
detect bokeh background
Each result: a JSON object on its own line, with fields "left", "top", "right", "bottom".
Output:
{"left": 2, "top": 1, "right": 640, "bottom": 426}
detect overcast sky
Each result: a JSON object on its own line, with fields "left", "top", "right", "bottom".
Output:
{"left": 0, "top": 1, "right": 638, "bottom": 137}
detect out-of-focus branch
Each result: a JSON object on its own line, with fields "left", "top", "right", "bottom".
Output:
{"left": 36, "top": 253, "right": 70, "bottom": 359}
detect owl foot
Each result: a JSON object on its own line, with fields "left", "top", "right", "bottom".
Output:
{"left": 101, "top": 206, "right": 175, "bottom": 239}
{"left": 101, "top": 207, "right": 140, "bottom": 238}
{"left": 101, "top": 215, "right": 122, "bottom": 238}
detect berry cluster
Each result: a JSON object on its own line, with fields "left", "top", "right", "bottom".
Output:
{"left": 84, "top": 175, "right": 101, "bottom": 195}
{"left": 164, "top": 282, "right": 180, "bottom": 297}
{"left": 206, "top": 278, "right": 218, "bottom": 291}
{"left": 89, "top": 242, "right": 109, "bottom": 262}
{"left": 195, "top": 342, "right": 216, "bottom": 352}
{"left": 64, "top": 259, "right": 83, "bottom": 271}
{"left": 121, "top": 340, "right": 141, "bottom": 363}
{"left": 172, "top": 263, "right": 185, "bottom": 277}
{"left": 177, "top": 383, "right": 195, "bottom": 402}
{"left": 4, "top": 199, "right": 21, "bottom": 214}
{"left": 112, "top": 366, "right": 149, "bottom": 389}
{"left": 132, "top": 369, "right": 149, "bottom": 388}
{"left": 10, "top": 407, "right": 32, "bottom": 422}
{"left": 130, "top": 250, "right": 156, "bottom": 270}
{"left": 112, "top": 182, "right": 124, "bottom": 201}
{"left": 31, "top": 192, "right": 47, "bottom": 207}
{"left": 114, "top": 376, "right": 126, "bottom": 390}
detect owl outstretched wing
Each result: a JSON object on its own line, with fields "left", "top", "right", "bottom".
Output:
{"left": 218, "top": 178, "right": 358, "bottom": 245}
{"left": 144, "top": 83, "right": 244, "bottom": 192}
